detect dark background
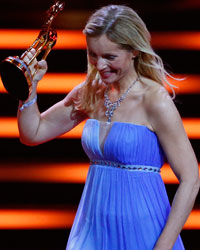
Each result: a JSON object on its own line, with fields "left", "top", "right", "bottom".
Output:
{"left": 0, "top": 0, "right": 199, "bottom": 249}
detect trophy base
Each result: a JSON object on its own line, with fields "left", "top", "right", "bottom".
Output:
{"left": 0, "top": 56, "right": 32, "bottom": 101}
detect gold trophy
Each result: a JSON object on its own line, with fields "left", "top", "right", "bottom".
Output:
{"left": 0, "top": 1, "right": 65, "bottom": 101}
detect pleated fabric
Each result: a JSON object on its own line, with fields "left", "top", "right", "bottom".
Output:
{"left": 66, "top": 119, "right": 184, "bottom": 250}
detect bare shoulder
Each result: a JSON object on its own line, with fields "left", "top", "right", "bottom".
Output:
{"left": 141, "top": 77, "right": 181, "bottom": 132}
{"left": 63, "top": 81, "right": 86, "bottom": 105}
{"left": 144, "top": 80, "right": 174, "bottom": 114}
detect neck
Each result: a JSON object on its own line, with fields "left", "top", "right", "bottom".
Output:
{"left": 104, "top": 75, "right": 139, "bottom": 123}
{"left": 109, "top": 73, "right": 138, "bottom": 94}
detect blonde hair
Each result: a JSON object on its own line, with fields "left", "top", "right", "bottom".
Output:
{"left": 74, "top": 5, "right": 176, "bottom": 113}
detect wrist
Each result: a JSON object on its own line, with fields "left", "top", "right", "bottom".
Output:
{"left": 19, "top": 94, "right": 37, "bottom": 111}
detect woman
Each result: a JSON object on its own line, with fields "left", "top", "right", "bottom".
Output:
{"left": 18, "top": 5, "right": 199, "bottom": 250}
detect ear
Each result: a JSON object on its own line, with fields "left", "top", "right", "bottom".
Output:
{"left": 132, "top": 50, "right": 139, "bottom": 59}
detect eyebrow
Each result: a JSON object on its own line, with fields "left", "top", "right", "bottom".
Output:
{"left": 88, "top": 50, "right": 118, "bottom": 56}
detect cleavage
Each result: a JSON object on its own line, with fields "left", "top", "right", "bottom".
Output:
{"left": 99, "top": 121, "right": 113, "bottom": 156}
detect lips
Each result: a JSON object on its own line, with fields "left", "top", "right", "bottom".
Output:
{"left": 100, "top": 71, "right": 114, "bottom": 79}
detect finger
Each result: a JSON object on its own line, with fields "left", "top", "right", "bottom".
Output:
{"left": 25, "top": 53, "right": 38, "bottom": 66}
{"left": 21, "top": 48, "right": 35, "bottom": 59}
{"left": 32, "top": 60, "right": 48, "bottom": 82}
{"left": 23, "top": 51, "right": 32, "bottom": 64}
{"left": 38, "top": 60, "right": 48, "bottom": 70}
{"left": 29, "top": 48, "right": 36, "bottom": 55}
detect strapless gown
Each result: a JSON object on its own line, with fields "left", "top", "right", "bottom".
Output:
{"left": 66, "top": 119, "right": 184, "bottom": 250}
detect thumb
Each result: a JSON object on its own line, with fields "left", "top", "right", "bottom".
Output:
{"left": 38, "top": 60, "right": 48, "bottom": 70}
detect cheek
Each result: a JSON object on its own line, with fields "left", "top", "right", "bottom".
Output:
{"left": 109, "top": 60, "right": 121, "bottom": 69}
{"left": 113, "top": 54, "right": 132, "bottom": 69}
{"left": 88, "top": 57, "right": 96, "bottom": 66}
{"left": 121, "top": 57, "right": 133, "bottom": 69}
{"left": 112, "top": 60, "right": 131, "bottom": 71}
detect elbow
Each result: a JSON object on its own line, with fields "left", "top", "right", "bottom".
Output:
{"left": 19, "top": 135, "right": 40, "bottom": 146}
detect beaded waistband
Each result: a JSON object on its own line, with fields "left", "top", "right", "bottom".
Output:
{"left": 90, "top": 160, "right": 160, "bottom": 173}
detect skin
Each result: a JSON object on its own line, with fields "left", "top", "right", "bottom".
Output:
{"left": 87, "top": 35, "right": 138, "bottom": 90}
{"left": 18, "top": 34, "right": 199, "bottom": 250}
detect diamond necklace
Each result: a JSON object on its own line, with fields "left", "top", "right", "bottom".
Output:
{"left": 104, "top": 77, "right": 138, "bottom": 123}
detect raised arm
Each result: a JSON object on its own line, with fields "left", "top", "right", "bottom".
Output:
{"left": 17, "top": 49, "right": 87, "bottom": 146}
{"left": 146, "top": 87, "right": 200, "bottom": 250}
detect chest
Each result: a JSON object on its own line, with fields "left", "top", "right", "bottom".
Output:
{"left": 90, "top": 95, "right": 148, "bottom": 124}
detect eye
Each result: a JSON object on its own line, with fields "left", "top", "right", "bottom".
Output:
{"left": 88, "top": 52, "right": 97, "bottom": 58}
{"left": 104, "top": 54, "right": 117, "bottom": 60}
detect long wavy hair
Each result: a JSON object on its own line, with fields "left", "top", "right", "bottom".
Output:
{"left": 74, "top": 5, "right": 176, "bottom": 113}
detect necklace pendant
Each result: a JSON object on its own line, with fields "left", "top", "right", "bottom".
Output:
{"left": 105, "top": 110, "right": 110, "bottom": 117}
{"left": 107, "top": 115, "right": 112, "bottom": 123}
{"left": 104, "top": 77, "right": 139, "bottom": 123}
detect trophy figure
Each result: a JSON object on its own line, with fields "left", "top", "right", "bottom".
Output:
{"left": 0, "top": 1, "right": 65, "bottom": 101}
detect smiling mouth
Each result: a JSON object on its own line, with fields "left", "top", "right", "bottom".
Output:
{"left": 100, "top": 71, "right": 115, "bottom": 78}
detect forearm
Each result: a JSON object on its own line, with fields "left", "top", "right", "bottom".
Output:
{"left": 154, "top": 179, "right": 199, "bottom": 250}
{"left": 17, "top": 89, "right": 41, "bottom": 145}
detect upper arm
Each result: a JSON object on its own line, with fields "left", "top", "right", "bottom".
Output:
{"left": 146, "top": 87, "right": 199, "bottom": 183}
{"left": 34, "top": 83, "right": 87, "bottom": 143}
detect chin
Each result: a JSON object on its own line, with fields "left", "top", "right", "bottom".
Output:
{"left": 102, "top": 77, "right": 117, "bottom": 85}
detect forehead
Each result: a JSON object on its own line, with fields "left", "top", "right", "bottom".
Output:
{"left": 86, "top": 34, "right": 121, "bottom": 53}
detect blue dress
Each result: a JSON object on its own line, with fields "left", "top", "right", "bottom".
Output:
{"left": 66, "top": 119, "right": 184, "bottom": 250}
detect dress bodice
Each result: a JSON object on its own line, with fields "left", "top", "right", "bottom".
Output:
{"left": 81, "top": 119, "right": 164, "bottom": 168}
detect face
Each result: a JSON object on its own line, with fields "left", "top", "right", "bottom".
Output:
{"left": 86, "top": 34, "right": 136, "bottom": 85}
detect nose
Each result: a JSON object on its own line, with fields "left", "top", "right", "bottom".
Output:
{"left": 96, "top": 57, "right": 106, "bottom": 71}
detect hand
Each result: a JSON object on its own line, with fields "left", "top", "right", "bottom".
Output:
{"left": 34, "top": 59, "right": 48, "bottom": 82}
{"left": 21, "top": 48, "right": 48, "bottom": 84}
